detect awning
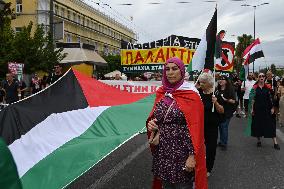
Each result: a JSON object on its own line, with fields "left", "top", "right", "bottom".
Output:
{"left": 58, "top": 43, "right": 108, "bottom": 66}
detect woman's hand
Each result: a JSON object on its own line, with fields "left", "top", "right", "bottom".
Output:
{"left": 212, "top": 95, "right": 217, "bottom": 104}
{"left": 185, "top": 155, "right": 196, "bottom": 172}
{"left": 271, "top": 108, "right": 275, "bottom": 115}
{"left": 147, "top": 118, "right": 158, "bottom": 132}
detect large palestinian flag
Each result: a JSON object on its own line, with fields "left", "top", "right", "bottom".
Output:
{"left": 0, "top": 69, "right": 153, "bottom": 189}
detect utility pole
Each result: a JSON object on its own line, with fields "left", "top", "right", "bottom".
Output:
{"left": 50, "top": 0, "right": 54, "bottom": 42}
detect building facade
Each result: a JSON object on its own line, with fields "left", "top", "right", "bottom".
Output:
{"left": 8, "top": 0, "right": 136, "bottom": 55}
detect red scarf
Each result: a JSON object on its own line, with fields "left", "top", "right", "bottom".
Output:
{"left": 146, "top": 86, "right": 208, "bottom": 189}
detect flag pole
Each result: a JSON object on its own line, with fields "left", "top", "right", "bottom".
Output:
{"left": 212, "top": 4, "right": 217, "bottom": 112}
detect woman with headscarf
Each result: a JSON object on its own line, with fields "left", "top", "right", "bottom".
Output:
{"left": 251, "top": 73, "right": 280, "bottom": 150}
{"left": 198, "top": 73, "right": 224, "bottom": 176}
{"left": 146, "top": 57, "right": 207, "bottom": 189}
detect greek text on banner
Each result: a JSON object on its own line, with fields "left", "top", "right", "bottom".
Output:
{"left": 121, "top": 47, "right": 195, "bottom": 65}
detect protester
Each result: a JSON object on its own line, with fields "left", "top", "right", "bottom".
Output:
{"left": 198, "top": 72, "right": 224, "bottom": 177}
{"left": 146, "top": 57, "right": 207, "bottom": 189}
{"left": 0, "top": 84, "right": 6, "bottom": 109}
{"left": 18, "top": 79, "right": 27, "bottom": 100}
{"left": 251, "top": 73, "right": 280, "bottom": 150}
{"left": 265, "top": 70, "right": 278, "bottom": 113}
{"left": 277, "top": 78, "right": 284, "bottom": 127}
{"left": 30, "top": 74, "right": 41, "bottom": 94}
{"left": 2, "top": 73, "right": 20, "bottom": 104}
{"left": 47, "top": 64, "right": 63, "bottom": 85}
{"left": 114, "top": 73, "right": 121, "bottom": 80}
{"left": 216, "top": 75, "right": 236, "bottom": 151}
{"left": 233, "top": 76, "right": 243, "bottom": 118}
{"left": 241, "top": 73, "right": 256, "bottom": 118}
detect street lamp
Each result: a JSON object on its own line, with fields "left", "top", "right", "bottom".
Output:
{"left": 241, "top": 2, "right": 269, "bottom": 73}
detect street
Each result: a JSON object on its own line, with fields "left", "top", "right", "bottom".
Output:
{"left": 68, "top": 116, "right": 284, "bottom": 189}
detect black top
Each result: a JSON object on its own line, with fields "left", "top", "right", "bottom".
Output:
{"left": 2, "top": 80, "right": 19, "bottom": 104}
{"left": 47, "top": 74, "right": 64, "bottom": 85}
{"left": 215, "top": 87, "right": 236, "bottom": 118}
{"left": 199, "top": 89, "right": 225, "bottom": 126}
{"left": 0, "top": 89, "right": 5, "bottom": 103}
{"left": 19, "top": 81, "right": 27, "bottom": 98}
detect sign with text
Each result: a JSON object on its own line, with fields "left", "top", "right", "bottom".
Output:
{"left": 100, "top": 80, "right": 162, "bottom": 93}
{"left": 121, "top": 46, "right": 195, "bottom": 65}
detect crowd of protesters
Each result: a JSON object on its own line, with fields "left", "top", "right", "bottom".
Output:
{"left": 0, "top": 64, "right": 63, "bottom": 109}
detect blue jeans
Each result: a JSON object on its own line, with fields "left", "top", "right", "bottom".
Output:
{"left": 219, "top": 118, "right": 231, "bottom": 145}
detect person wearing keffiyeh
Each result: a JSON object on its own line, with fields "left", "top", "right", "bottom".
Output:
{"left": 146, "top": 57, "right": 207, "bottom": 189}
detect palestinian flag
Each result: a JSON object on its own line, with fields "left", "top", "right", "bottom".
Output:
{"left": 243, "top": 38, "right": 264, "bottom": 64}
{"left": 0, "top": 69, "right": 153, "bottom": 189}
{"left": 187, "top": 8, "right": 217, "bottom": 72}
{"left": 240, "top": 38, "right": 264, "bottom": 81}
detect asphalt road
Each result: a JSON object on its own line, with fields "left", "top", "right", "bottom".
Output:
{"left": 68, "top": 116, "right": 284, "bottom": 189}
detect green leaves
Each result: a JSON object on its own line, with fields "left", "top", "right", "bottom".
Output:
{"left": 0, "top": 3, "right": 66, "bottom": 78}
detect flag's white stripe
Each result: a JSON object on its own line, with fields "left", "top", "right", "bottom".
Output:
{"left": 249, "top": 43, "right": 262, "bottom": 55}
{"left": 192, "top": 33, "right": 207, "bottom": 71}
{"left": 9, "top": 106, "right": 110, "bottom": 177}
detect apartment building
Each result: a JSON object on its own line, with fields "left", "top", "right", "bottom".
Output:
{"left": 8, "top": 0, "right": 136, "bottom": 55}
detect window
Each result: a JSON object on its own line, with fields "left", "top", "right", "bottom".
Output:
{"left": 73, "top": 13, "right": 76, "bottom": 22}
{"left": 67, "top": 34, "right": 72, "bottom": 42}
{"left": 78, "top": 15, "right": 80, "bottom": 24}
{"left": 61, "top": 7, "right": 65, "bottom": 17}
{"left": 55, "top": 5, "right": 59, "bottom": 15}
{"left": 86, "top": 19, "right": 89, "bottom": 27}
{"left": 15, "top": 27, "right": 22, "bottom": 33}
{"left": 67, "top": 10, "right": 70, "bottom": 19}
{"left": 16, "top": 0, "right": 22, "bottom": 13}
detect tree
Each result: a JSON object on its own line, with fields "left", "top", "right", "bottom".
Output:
{"left": 0, "top": 21, "right": 66, "bottom": 77}
{"left": 234, "top": 34, "right": 253, "bottom": 74}
{"left": 0, "top": 2, "right": 14, "bottom": 78}
{"left": 270, "top": 64, "right": 276, "bottom": 75}
{"left": 103, "top": 54, "right": 122, "bottom": 73}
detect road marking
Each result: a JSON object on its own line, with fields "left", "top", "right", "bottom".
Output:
{"left": 87, "top": 142, "right": 149, "bottom": 189}
{"left": 276, "top": 129, "right": 284, "bottom": 143}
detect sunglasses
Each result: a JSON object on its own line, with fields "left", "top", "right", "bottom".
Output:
{"left": 258, "top": 75, "right": 265, "bottom": 78}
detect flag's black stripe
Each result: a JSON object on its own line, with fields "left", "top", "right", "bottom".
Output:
{"left": 0, "top": 70, "right": 88, "bottom": 145}
{"left": 249, "top": 50, "right": 264, "bottom": 63}
{"left": 204, "top": 9, "right": 217, "bottom": 70}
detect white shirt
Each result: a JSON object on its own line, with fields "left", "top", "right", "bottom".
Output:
{"left": 242, "top": 80, "right": 255, "bottom": 99}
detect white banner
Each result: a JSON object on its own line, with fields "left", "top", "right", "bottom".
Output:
{"left": 99, "top": 80, "right": 162, "bottom": 93}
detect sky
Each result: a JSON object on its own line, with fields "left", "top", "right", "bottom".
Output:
{"left": 83, "top": 0, "right": 284, "bottom": 69}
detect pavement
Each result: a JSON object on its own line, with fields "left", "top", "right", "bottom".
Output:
{"left": 68, "top": 116, "right": 284, "bottom": 189}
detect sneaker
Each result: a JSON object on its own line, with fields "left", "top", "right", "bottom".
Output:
{"left": 274, "top": 144, "right": 280, "bottom": 150}
{"left": 257, "top": 141, "right": 261, "bottom": 147}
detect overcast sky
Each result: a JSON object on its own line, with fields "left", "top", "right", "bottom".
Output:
{"left": 84, "top": 0, "right": 284, "bottom": 69}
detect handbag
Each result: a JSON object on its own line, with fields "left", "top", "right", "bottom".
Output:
{"left": 149, "top": 101, "right": 175, "bottom": 145}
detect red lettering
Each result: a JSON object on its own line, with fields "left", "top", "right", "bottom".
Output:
{"left": 166, "top": 48, "right": 170, "bottom": 60}
{"left": 134, "top": 51, "right": 144, "bottom": 64}
{"left": 178, "top": 48, "right": 186, "bottom": 62}
{"left": 171, "top": 48, "right": 177, "bottom": 57}
{"left": 151, "top": 86, "right": 158, "bottom": 93}
{"left": 154, "top": 48, "right": 165, "bottom": 63}
{"left": 128, "top": 85, "right": 134, "bottom": 92}
{"left": 141, "top": 86, "right": 149, "bottom": 93}
{"left": 126, "top": 52, "right": 133, "bottom": 65}
{"left": 123, "top": 85, "right": 129, "bottom": 91}
{"left": 144, "top": 51, "right": 154, "bottom": 63}
{"left": 134, "top": 86, "right": 141, "bottom": 93}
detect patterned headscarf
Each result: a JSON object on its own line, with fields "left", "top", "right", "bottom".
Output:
{"left": 162, "top": 57, "right": 185, "bottom": 93}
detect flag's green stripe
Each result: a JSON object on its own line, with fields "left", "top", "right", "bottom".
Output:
{"left": 245, "top": 88, "right": 255, "bottom": 136}
{"left": 0, "top": 138, "right": 22, "bottom": 189}
{"left": 20, "top": 95, "right": 155, "bottom": 189}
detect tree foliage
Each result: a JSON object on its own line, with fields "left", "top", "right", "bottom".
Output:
{"left": 102, "top": 54, "right": 122, "bottom": 73}
{"left": 234, "top": 34, "right": 253, "bottom": 74}
{"left": 0, "top": 2, "right": 66, "bottom": 78}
